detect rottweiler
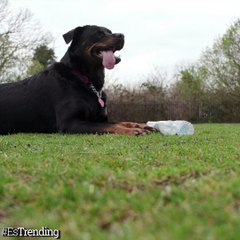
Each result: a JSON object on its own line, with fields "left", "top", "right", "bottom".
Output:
{"left": 0, "top": 25, "right": 152, "bottom": 135}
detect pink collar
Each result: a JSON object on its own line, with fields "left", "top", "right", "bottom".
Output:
{"left": 81, "top": 75, "right": 89, "bottom": 85}
{"left": 73, "top": 70, "right": 104, "bottom": 108}
{"left": 73, "top": 70, "right": 89, "bottom": 85}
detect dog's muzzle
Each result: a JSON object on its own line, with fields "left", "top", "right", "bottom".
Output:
{"left": 88, "top": 33, "right": 125, "bottom": 69}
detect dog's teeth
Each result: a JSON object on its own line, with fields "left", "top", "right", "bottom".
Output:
{"left": 98, "top": 51, "right": 103, "bottom": 57}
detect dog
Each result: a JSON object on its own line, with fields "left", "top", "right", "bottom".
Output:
{"left": 0, "top": 25, "right": 152, "bottom": 135}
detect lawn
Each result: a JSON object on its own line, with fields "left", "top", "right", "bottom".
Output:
{"left": 0, "top": 124, "right": 240, "bottom": 240}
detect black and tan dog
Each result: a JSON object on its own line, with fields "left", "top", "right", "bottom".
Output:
{"left": 0, "top": 25, "right": 152, "bottom": 135}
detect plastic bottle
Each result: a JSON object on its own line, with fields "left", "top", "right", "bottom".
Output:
{"left": 147, "top": 120, "right": 194, "bottom": 136}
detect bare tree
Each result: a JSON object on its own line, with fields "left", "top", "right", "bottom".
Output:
{"left": 0, "top": 0, "right": 52, "bottom": 82}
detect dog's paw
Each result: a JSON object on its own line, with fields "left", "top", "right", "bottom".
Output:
{"left": 116, "top": 122, "right": 154, "bottom": 135}
{"left": 119, "top": 122, "right": 155, "bottom": 131}
{"left": 134, "top": 128, "right": 152, "bottom": 136}
{"left": 119, "top": 127, "right": 151, "bottom": 136}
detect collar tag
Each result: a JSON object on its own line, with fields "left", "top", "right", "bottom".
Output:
{"left": 89, "top": 83, "right": 104, "bottom": 108}
{"left": 98, "top": 98, "right": 105, "bottom": 108}
{"left": 73, "top": 71, "right": 104, "bottom": 107}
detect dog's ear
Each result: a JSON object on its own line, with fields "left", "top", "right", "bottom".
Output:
{"left": 63, "top": 29, "right": 75, "bottom": 44}
{"left": 63, "top": 27, "right": 84, "bottom": 44}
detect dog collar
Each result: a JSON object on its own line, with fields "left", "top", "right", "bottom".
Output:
{"left": 89, "top": 83, "right": 105, "bottom": 108}
{"left": 73, "top": 70, "right": 104, "bottom": 108}
{"left": 73, "top": 70, "right": 90, "bottom": 84}
{"left": 80, "top": 75, "right": 89, "bottom": 85}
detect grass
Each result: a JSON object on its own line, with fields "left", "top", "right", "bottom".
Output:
{"left": 0, "top": 124, "right": 240, "bottom": 240}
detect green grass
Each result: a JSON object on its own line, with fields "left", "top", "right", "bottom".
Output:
{"left": 0, "top": 124, "right": 240, "bottom": 240}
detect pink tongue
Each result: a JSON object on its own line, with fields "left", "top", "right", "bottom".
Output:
{"left": 100, "top": 51, "right": 116, "bottom": 70}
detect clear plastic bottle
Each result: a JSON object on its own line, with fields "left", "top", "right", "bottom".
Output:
{"left": 147, "top": 120, "right": 194, "bottom": 136}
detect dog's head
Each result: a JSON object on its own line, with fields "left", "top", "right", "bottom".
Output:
{"left": 63, "top": 25, "right": 124, "bottom": 70}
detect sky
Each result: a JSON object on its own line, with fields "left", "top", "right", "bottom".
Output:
{"left": 9, "top": 0, "right": 240, "bottom": 85}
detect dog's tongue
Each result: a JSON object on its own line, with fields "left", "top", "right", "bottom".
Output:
{"left": 100, "top": 50, "right": 116, "bottom": 70}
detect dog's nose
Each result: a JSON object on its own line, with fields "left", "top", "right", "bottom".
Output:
{"left": 114, "top": 33, "right": 125, "bottom": 39}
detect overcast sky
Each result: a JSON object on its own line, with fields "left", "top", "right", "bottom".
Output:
{"left": 10, "top": 0, "right": 240, "bottom": 85}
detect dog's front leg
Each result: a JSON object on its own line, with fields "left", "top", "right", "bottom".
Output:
{"left": 62, "top": 122, "right": 153, "bottom": 135}
{"left": 55, "top": 103, "right": 153, "bottom": 135}
{"left": 57, "top": 121, "right": 152, "bottom": 135}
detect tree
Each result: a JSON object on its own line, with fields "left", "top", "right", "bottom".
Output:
{"left": 27, "top": 45, "right": 56, "bottom": 76}
{"left": 198, "top": 19, "right": 240, "bottom": 122}
{"left": 33, "top": 45, "right": 56, "bottom": 68}
{"left": 201, "top": 19, "right": 240, "bottom": 91}
{"left": 0, "top": 0, "right": 52, "bottom": 82}
{"left": 140, "top": 66, "right": 167, "bottom": 93}
{"left": 168, "top": 65, "right": 206, "bottom": 121}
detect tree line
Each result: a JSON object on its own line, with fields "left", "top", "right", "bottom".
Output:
{"left": 107, "top": 19, "right": 240, "bottom": 123}
{"left": 0, "top": 0, "right": 239, "bottom": 122}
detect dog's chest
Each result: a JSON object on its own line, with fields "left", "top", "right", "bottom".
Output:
{"left": 80, "top": 93, "right": 108, "bottom": 122}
